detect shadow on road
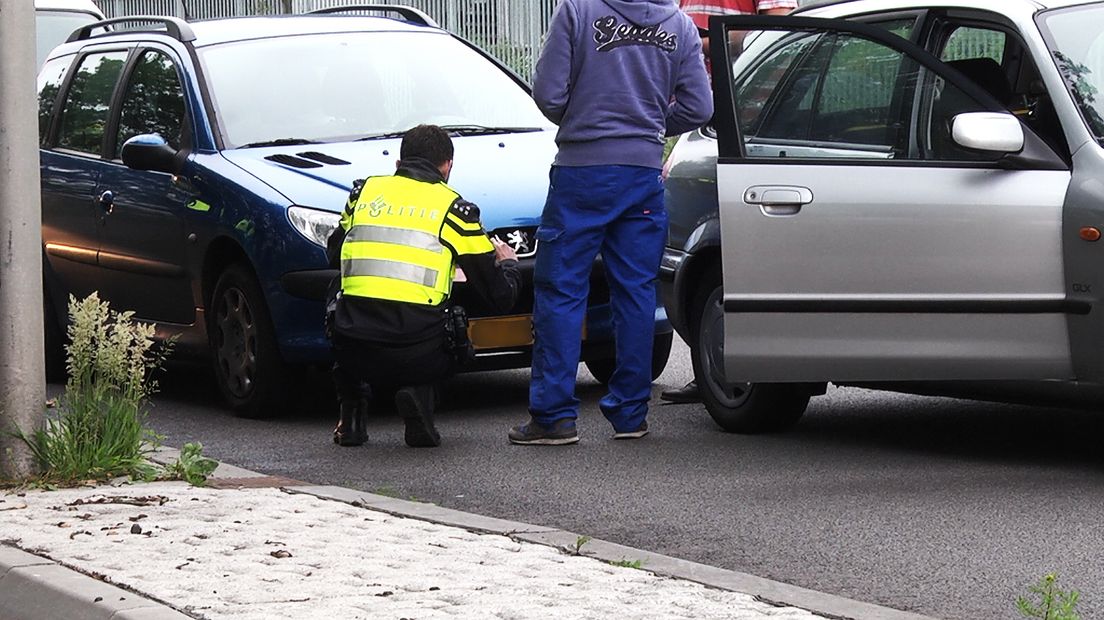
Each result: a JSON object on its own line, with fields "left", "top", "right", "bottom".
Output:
{"left": 791, "top": 385, "right": 1104, "bottom": 470}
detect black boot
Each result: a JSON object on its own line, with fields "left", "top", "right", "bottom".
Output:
{"left": 396, "top": 385, "right": 440, "bottom": 448}
{"left": 333, "top": 399, "right": 367, "bottom": 446}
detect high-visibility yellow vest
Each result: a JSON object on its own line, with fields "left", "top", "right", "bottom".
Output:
{"left": 339, "top": 174, "right": 488, "bottom": 305}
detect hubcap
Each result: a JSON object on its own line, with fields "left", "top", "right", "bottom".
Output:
{"left": 699, "top": 287, "right": 752, "bottom": 408}
{"left": 213, "top": 286, "right": 257, "bottom": 400}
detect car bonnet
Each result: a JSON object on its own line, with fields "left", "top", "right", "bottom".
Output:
{"left": 219, "top": 129, "right": 556, "bottom": 231}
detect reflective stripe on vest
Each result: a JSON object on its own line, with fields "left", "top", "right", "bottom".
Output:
{"left": 339, "top": 174, "right": 459, "bottom": 305}
{"left": 345, "top": 225, "right": 444, "bottom": 253}
{"left": 341, "top": 258, "right": 439, "bottom": 288}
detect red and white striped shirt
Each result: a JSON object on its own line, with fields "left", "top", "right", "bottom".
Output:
{"left": 679, "top": 0, "right": 798, "bottom": 29}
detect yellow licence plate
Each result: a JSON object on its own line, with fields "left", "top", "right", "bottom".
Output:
{"left": 468, "top": 315, "right": 586, "bottom": 350}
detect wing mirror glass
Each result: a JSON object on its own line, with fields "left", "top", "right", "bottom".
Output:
{"left": 120, "top": 134, "right": 181, "bottom": 174}
{"left": 951, "top": 112, "right": 1024, "bottom": 154}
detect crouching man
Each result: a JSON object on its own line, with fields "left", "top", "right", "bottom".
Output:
{"left": 327, "top": 124, "right": 520, "bottom": 447}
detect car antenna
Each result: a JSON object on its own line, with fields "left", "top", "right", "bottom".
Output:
{"left": 179, "top": 0, "right": 192, "bottom": 21}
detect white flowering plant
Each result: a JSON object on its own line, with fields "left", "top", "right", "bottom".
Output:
{"left": 23, "top": 293, "right": 170, "bottom": 483}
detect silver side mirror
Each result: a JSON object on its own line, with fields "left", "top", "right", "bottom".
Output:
{"left": 952, "top": 112, "right": 1024, "bottom": 154}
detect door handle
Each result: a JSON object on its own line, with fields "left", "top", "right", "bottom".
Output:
{"left": 744, "top": 185, "right": 813, "bottom": 217}
{"left": 96, "top": 190, "right": 115, "bottom": 214}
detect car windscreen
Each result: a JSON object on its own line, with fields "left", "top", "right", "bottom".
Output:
{"left": 1039, "top": 4, "right": 1104, "bottom": 143}
{"left": 35, "top": 10, "right": 99, "bottom": 68}
{"left": 197, "top": 31, "right": 554, "bottom": 149}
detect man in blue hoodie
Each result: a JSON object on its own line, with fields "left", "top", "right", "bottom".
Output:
{"left": 508, "top": 0, "right": 713, "bottom": 445}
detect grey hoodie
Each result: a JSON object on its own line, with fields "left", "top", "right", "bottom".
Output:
{"left": 531, "top": 0, "right": 713, "bottom": 169}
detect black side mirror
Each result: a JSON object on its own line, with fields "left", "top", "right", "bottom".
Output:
{"left": 121, "top": 134, "right": 181, "bottom": 174}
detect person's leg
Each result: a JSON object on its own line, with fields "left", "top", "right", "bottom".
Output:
{"left": 389, "top": 337, "right": 452, "bottom": 448}
{"left": 597, "top": 166, "right": 667, "bottom": 435}
{"left": 331, "top": 333, "right": 370, "bottom": 446}
{"left": 517, "top": 166, "right": 606, "bottom": 443}
{"left": 396, "top": 384, "right": 440, "bottom": 448}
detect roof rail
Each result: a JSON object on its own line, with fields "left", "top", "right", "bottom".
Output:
{"left": 66, "top": 15, "right": 196, "bottom": 43}
{"left": 306, "top": 4, "right": 439, "bottom": 28}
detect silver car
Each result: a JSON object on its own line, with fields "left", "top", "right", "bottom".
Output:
{"left": 660, "top": 0, "right": 1104, "bottom": 432}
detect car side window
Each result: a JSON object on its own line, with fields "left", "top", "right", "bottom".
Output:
{"left": 736, "top": 28, "right": 912, "bottom": 159}
{"left": 37, "top": 55, "right": 73, "bottom": 144}
{"left": 57, "top": 50, "right": 128, "bottom": 155}
{"left": 115, "top": 50, "right": 186, "bottom": 155}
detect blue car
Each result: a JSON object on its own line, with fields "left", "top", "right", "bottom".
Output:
{"left": 38, "top": 7, "right": 673, "bottom": 416}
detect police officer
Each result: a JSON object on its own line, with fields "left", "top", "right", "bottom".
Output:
{"left": 326, "top": 124, "right": 520, "bottom": 448}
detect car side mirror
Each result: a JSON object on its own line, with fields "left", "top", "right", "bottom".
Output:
{"left": 121, "top": 134, "right": 181, "bottom": 174}
{"left": 951, "top": 112, "right": 1024, "bottom": 154}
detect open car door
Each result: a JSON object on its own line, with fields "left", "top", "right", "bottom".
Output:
{"left": 709, "top": 14, "right": 1074, "bottom": 383}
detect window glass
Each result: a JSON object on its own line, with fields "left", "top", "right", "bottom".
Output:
{"left": 115, "top": 51, "right": 186, "bottom": 155}
{"left": 811, "top": 33, "right": 903, "bottom": 144}
{"left": 57, "top": 50, "right": 128, "bottom": 155}
{"left": 734, "top": 27, "right": 911, "bottom": 159}
{"left": 942, "top": 27, "right": 1006, "bottom": 64}
{"left": 34, "top": 10, "right": 99, "bottom": 69}
{"left": 733, "top": 31, "right": 822, "bottom": 139}
{"left": 918, "top": 68, "right": 997, "bottom": 161}
{"left": 1038, "top": 5, "right": 1104, "bottom": 143}
{"left": 38, "top": 55, "right": 73, "bottom": 143}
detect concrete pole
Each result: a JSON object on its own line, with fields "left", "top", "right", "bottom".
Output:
{"left": 0, "top": 0, "right": 46, "bottom": 479}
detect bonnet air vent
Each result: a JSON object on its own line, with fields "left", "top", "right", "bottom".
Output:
{"left": 298, "top": 151, "right": 352, "bottom": 165}
{"left": 265, "top": 154, "right": 323, "bottom": 169}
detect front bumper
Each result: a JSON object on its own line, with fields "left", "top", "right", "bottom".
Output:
{"left": 277, "top": 264, "right": 672, "bottom": 370}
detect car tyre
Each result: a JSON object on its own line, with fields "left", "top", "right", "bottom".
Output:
{"left": 585, "top": 331, "right": 674, "bottom": 385}
{"left": 209, "top": 263, "right": 287, "bottom": 418}
{"left": 690, "top": 272, "right": 808, "bottom": 433}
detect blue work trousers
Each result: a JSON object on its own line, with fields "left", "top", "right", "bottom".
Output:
{"left": 529, "top": 164, "right": 667, "bottom": 432}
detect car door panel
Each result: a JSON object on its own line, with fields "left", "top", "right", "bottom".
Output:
{"left": 96, "top": 47, "right": 196, "bottom": 325}
{"left": 711, "top": 15, "right": 1073, "bottom": 383}
{"left": 40, "top": 49, "right": 130, "bottom": 305}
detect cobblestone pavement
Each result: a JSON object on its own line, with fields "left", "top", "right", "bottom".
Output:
{"left": 0, "top": 482, "right": 826, "bottom": 619}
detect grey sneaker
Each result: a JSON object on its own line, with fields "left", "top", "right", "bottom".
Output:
{"left": 613, "top": 422, "right": 649, "bottom": 440}
{"left": 508, "top": 419, "right": 579, "bottom": 446}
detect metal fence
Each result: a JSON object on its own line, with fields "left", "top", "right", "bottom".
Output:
{"left": 93, "top": 0, "right": 557, "bottom": 78}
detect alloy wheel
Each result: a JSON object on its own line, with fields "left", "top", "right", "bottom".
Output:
{"left": 214, "top": 287, "right": 257, "bottom": 400}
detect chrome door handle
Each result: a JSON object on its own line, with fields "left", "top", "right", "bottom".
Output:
{"left": 96, "top": 190, "right": 115, "bottom": 214}
{"left": 744, "top": 185, "right": 813, "bottom": 217}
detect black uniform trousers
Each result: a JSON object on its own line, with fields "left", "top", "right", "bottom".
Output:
{"left": 330, "top": 331, "right": 455, "bottom": 404}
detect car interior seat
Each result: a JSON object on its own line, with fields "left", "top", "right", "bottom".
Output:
{"left": 945, "top": 58, "right": 1013, "bottom": 105}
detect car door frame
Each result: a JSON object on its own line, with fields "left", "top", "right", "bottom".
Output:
{"left": 94, "top": 41, "right": 200, "bottom": 325}
{"left": 708, "top": 13, "right": 1076, "bottom": 383}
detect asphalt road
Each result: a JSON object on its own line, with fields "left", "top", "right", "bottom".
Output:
{"left": 100, "top": 338, "right": 1104, "bottom": 620}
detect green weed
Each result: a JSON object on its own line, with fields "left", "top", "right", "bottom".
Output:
{"left": 1017, "top": 573, "right": 1081, "bottom": 620}
{"left": 160, "top": 442, "right": 219, "bottom": 486}
{"left": 610, "top": 559, "right": 643, "bottom": 569}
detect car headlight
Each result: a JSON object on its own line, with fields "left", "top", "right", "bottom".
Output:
{"left": 288, "top": 206, "right": 341, "bottom": 248}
